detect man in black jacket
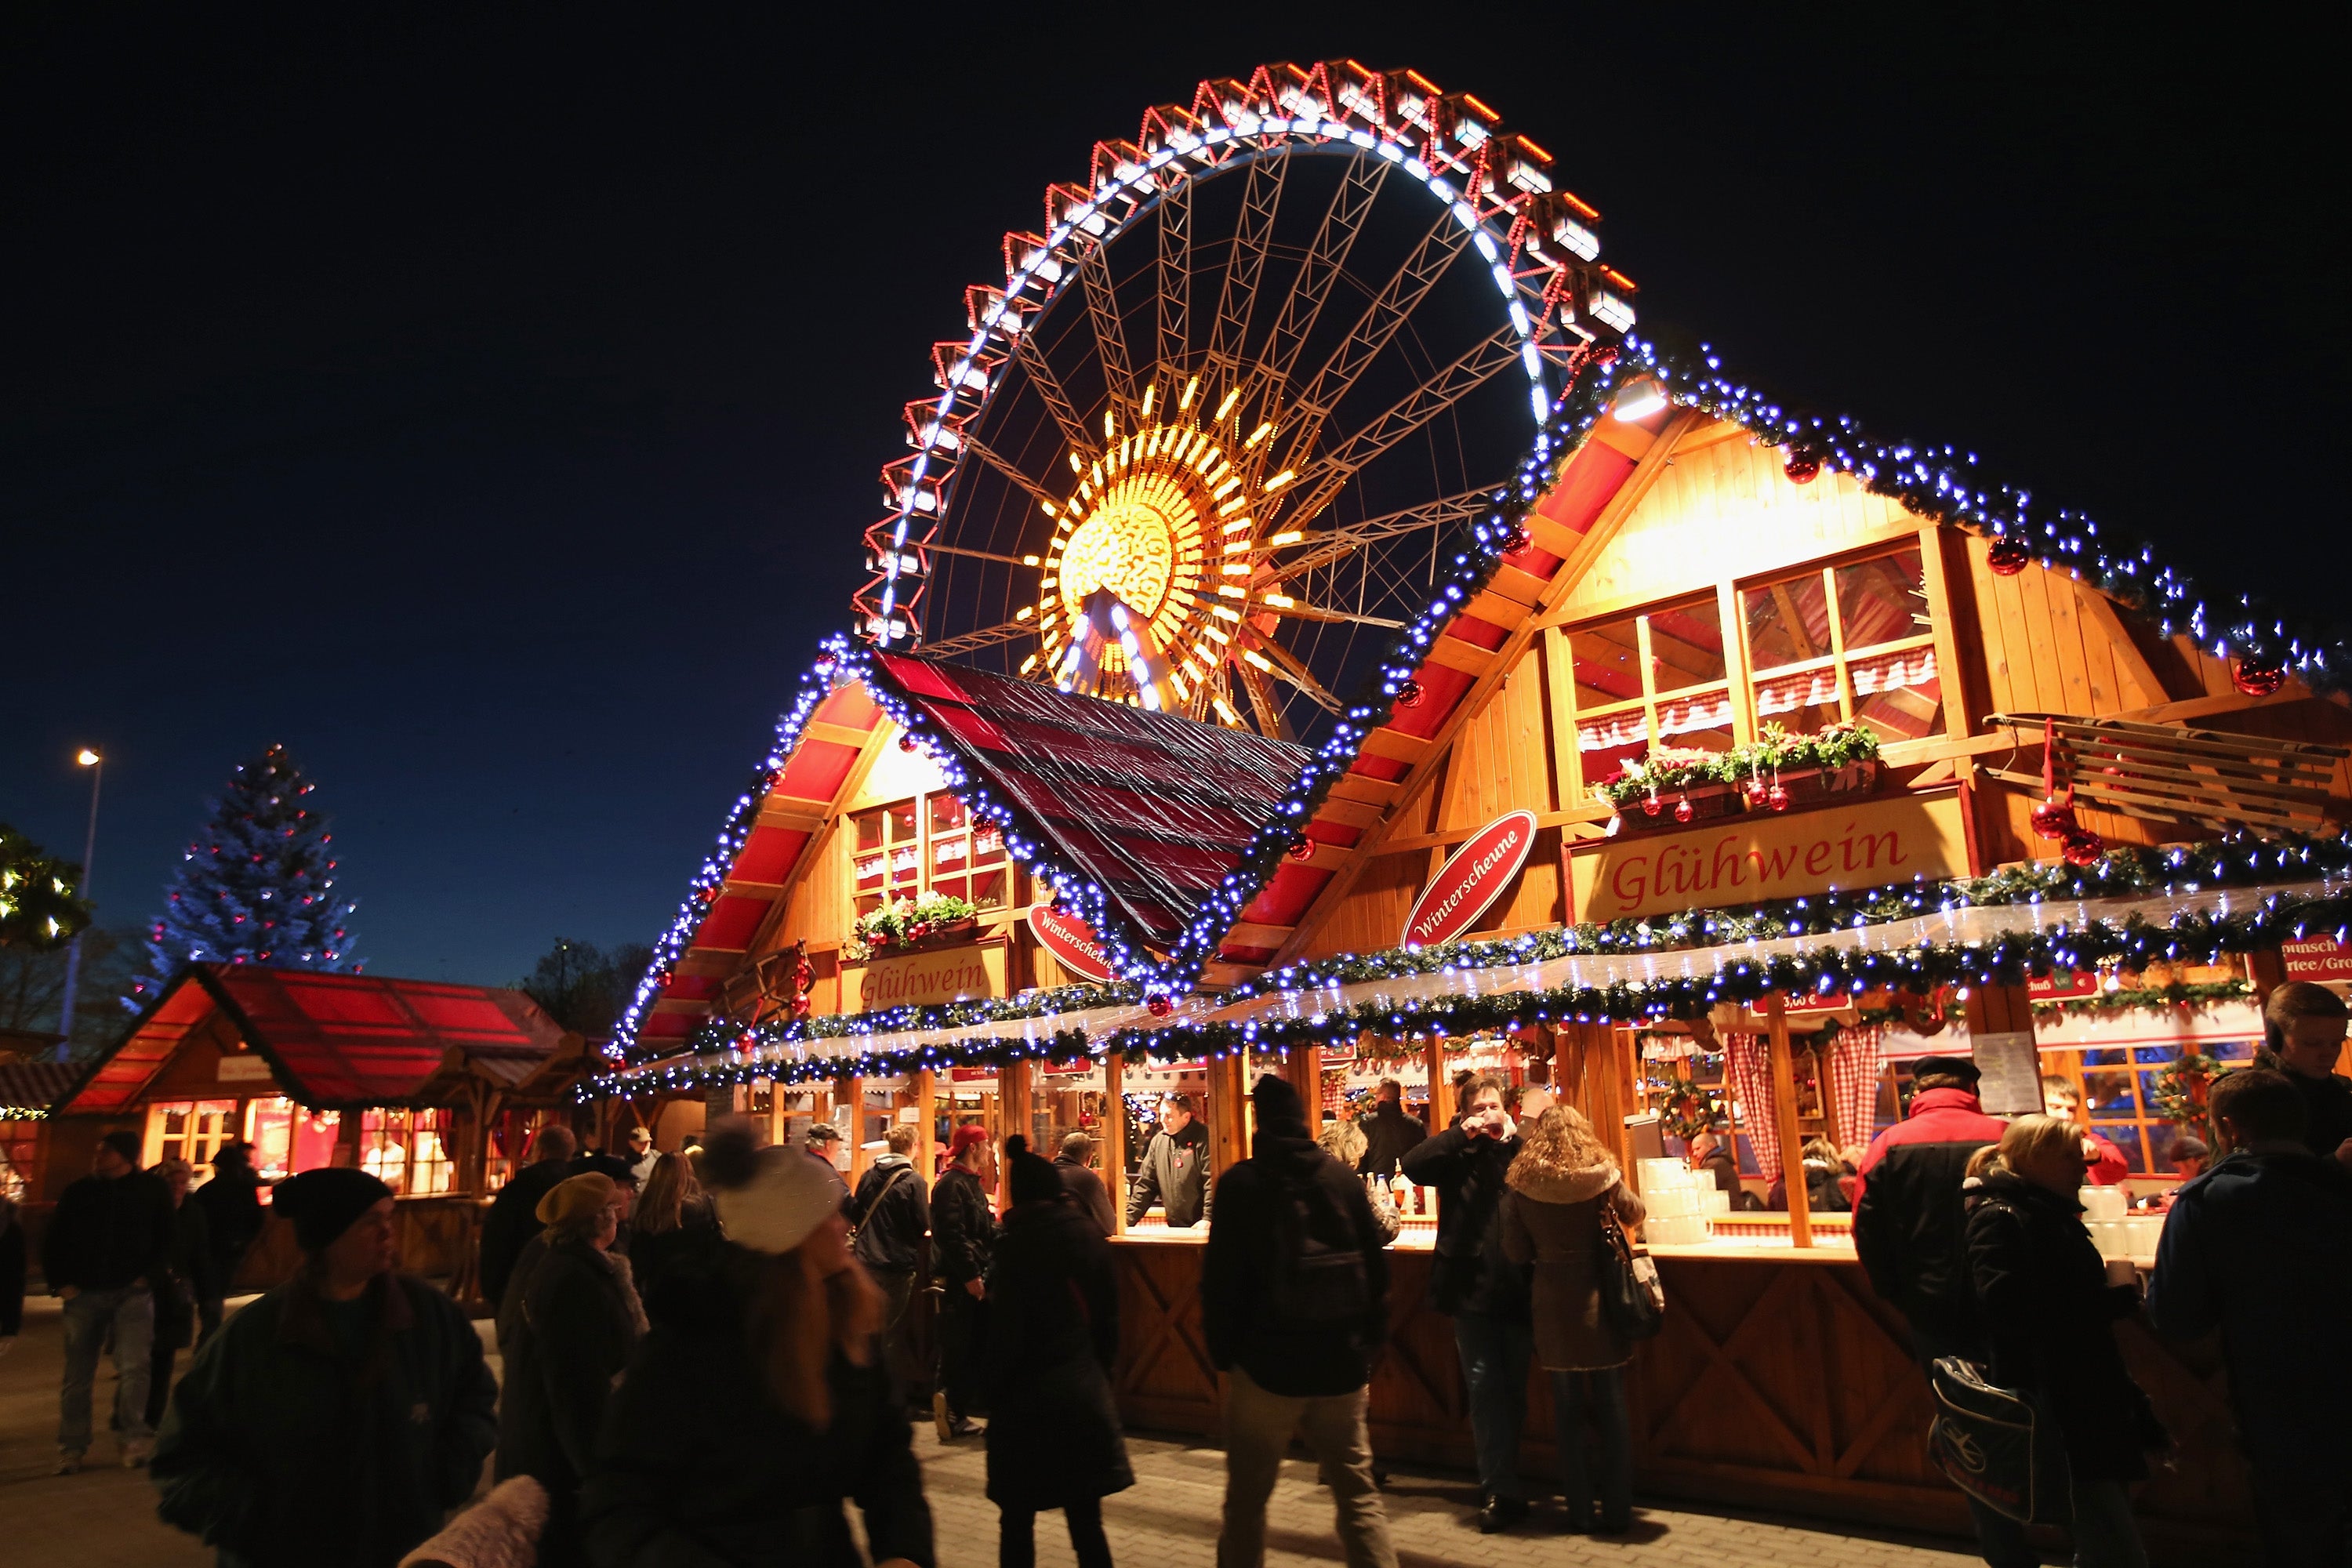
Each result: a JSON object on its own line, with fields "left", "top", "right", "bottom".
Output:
{"left": 1355, "top": 1079, "right": 1425, "bottom": 1181}
{"left": 1054, "top": 1131, "right": 1117, "bottom": 1235}
{"left": 930, "top": 1122, "right": 997, "bottom": 1440}
{"left": 477, "top": 1123, "right": 577, "bottom": 1308}
{"left": 1204, "top": 1074, "right": 1396, "bottom": 1568}
{"left": 191, "top": 1141, "right": 265, "bottom": 1341}
{"left": 2262, "top": 980, "right": 2352, "bottom": 1166}
{"left": 851, "top": 1124, "right": 933, "bottom": 1413}
{"left": 1125, "top": 1092, "right": 1213, "bottom": 1229}
{"left": 42, "top": 1129, "right": 175, "bottom": 1472}
{"left": 1399, "top": 1076, "right": 1530, "bottom": 1533}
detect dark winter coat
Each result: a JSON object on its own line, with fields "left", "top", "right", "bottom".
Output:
{"left": 849, "top": 1155, "right": 931, "bottom": 1274}
{"left": 629, "top": 1200, "right": 724, "bottom": 1319}
{"left": 1766, "top": 1159, "right": 1852, "bottom": 1215}
{"left": 579, "top": 1250, "right": 935, "bottom": 1568}
{"left": 155, "top": 1196, "right": 217, "bottom": 1351}
{"left": 1054, "top": 1154, "right": 1116, "bottom": 1236}
{"left": 1356, "top": 1100, "right": 1427, "bottom": 1181}
{"left": 1399, "top": 1123, "right": 1529, "bottom": 1319}
{"left": 497, "top": 1236, "right": 643, "bottom": 1562}
{"left": 194, "top": 1165, "right": 266, "bottom": 1290}
{"left": 2147, "top": 1146, "right": 2352, "bottom": 1472}
{"left": 982, "top": 1198, "right": 1132, "bottom": 1510}
{"left": 1853, "top": 1086, "right": 2009, "bottom": 1339}
{"left": 151, "top": 1271, "right": 499, "bottom": 1568}
{"left": 1201, "top": 1121, "right": 1390, "bottom": 1398}
{"left": 1500, "top": 1152, "right": 1646, "bottom": 1372}
{"left": 42, "top": 1167, "right": 175, "bottom": 1292}
{"left": 477, "top": 1157, "right": 574, "bottom": 1307}
{"left": 2286, "top": 1069, "right": 2352, "bottom": 1162}
{"left": 931, "top": 1165, "right": 997, "bottom": 1285}
{"left": 1695, "top": 1146, "right": 1760, "bottom": 1208}
{"left": 1124, "top": 1118, "right": 1212, "bottom": 1228}
{"left": 0, "top": 1197, "right": 24, "bottom": 1338}
{"left": 1964, "top": 1170, "right": 2162, "bottom": 1483}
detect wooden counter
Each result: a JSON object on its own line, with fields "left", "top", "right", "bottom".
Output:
{"left": 1108, "top": 1236, "right": 2257, "bottom": 1566}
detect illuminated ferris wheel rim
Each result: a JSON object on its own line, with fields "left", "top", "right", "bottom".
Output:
{"left": 860, "top": 66, "right": 1639, "bottom": 648}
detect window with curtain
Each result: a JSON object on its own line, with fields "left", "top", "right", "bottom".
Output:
{"left": 851, "top": 790, "right": 1010, "bottom": 920}
{"left": 1566, "top": 594, "right": 1734, "bottom": 799}
{"left": 1741, "top": 545, "right": 1944, "bottom": 744}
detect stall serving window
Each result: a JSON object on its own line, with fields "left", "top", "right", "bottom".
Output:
{"left": 358, "top": 1108, "right": 456, "bottom": 1195}
{"left": 0, "top": 1121, "right": 36, "bottom": 1201}
{"left": 851, "top": 790, "right": 1010, "bottom": 920}
{"left": 1563, "top": 541, "right": 1945, "bottom": 800}
{"left": 144, "top": 1099, "right": 240, "bottom": 1175}
{"left": 2041, "top": 1040, "right": 2256, "bottom": 1175}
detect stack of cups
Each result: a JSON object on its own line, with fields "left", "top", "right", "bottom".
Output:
{"left": 1637, "top": 1158, "right": 1714, "bottom": 1245}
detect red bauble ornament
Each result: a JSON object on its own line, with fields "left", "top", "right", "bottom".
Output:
{"left": 2030, "top": 796, "right": 2078, "bottom": 840}
{"left": 1986, "top": 535, "right": 2032, "bottom": 575}
{"left": 1285, "top": 836, "right": 1314, "bottom": 862}
{"left": 1641, "top": 793, "right": 1663, "bottom": 818}
{"left": 1672, "top": 796, "right": 1695, "bottom": 824}
{"left": 2232, "top": 659, "right": 2288, "bottom": 698}
{"left": 697, "top": 884, "right": 720, "bottom": 905}
{"left": 1498, "top": 523, "right": 1532, "bottom": 554}
{"left": 2061, "top": 827, "right": 2107, "bottom": 868}
{"left": 1766, "top": 784, "right": 1791, "bottom": 812}
{"left": 1783, "top": 452, "right": 1822, "bottom": 485}
{"left": 1396, "top": 678, "right": 1425, "bottom": 709}
{"left": 1145, "top": 994, "right": 1174, "bottom": 1018}
{"left": 898, "top": 733, "right": 920, "bottom": 753}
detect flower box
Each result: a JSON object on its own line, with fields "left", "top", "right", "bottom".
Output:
{"left": 1771, "top": 760, "right": 1882, "bottom": 808}
{"left": 1613, "top": 779, "right": 1747, "bottom": 833}
{"left": 863, "top": 916, "right": 978, "bottom": 956}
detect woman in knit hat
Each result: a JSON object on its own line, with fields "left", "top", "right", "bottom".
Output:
{"left": 983, "top": 1135, "right": 1131, "bottom": 1568}
{"left": 151, "top": 1167, "right": 498, "bottom": 1568}
{"left": 581, "top": 1123, "right": 934, "bottom": 1568}
{"left": 495, "top": 1172, "right": 644, "bottom": 1566}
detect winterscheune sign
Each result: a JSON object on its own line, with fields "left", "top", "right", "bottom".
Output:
{"left": 1028, "top": 905, "right": 1116, "bottom": 983}
{"left": 1401, "top": 811, "right": 1538, "bottom": 947}
{"left": 1566, "top": 794, "right": 1968, "bottom": 923}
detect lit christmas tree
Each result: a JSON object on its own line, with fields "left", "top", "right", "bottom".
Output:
{"left": 128, "top": 744, "right": 361, "bottom": 1009}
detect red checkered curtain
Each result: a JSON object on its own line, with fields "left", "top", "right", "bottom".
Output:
{"left": 1825, "top": 1025, "right": 1886, "bottom": 1154}
{"left": 1723, "top": 1032, "right": 1782, "bottom": 1184}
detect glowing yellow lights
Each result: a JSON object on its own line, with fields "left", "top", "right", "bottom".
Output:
{"left": 1069, "top": 452, "right": 1083, "bottom": 474}
{"left": 1269, "top": 530, "right": 1303, "bottom": 545}
{"left": 1142, "top": 383, "right": 1156, "bottom": 416}
{"left": 1211, "top": 477, "right": 1241, "bottom": 500}
{"left": 1040, "top": 499, "right": 1058, "bottom": 517}
{"left": 1215, "top": 388, "right": 1241, "bottom": 420}
{"left": 1265, "top": 593, "right": 1295, "bottom": 608}
{"left": 1218, "top": 585, "right": 1248, "bottom": 599}
{"left": 1241, "top": 649, "right": 1275, "bottom": 673}
{"left": 1220, "top": 563, "right": 1251, "bottom": 575}
{"left": 1015, "top": 606, "right": 1034, "bottom": 621}
{"left": 1222, "top": 520, "right": 1253, "bottom": 535}
{"left": 1102, "top": 408, "right": 1116, "bottom": 439}
{"left": 76, "top": 749, "right": 101, "bottom": 767}
{"left": 1265, "top": 470, "right": 1295, "bottom": 490}
{"left": 1212, "top": 697, "right": 1240, "bottom": 723}
{"left": 1211, "top": 606, "right": 1243, "bottom": 622}
{"left": 1179, "top": 376, "right": 1199, "bottom": 411}
{"left": 1021, "top": 554, "right": 1040, "bottom": 565}
{"left": 1018, "top": 654, "right": 1039, "bottom": 673}
{"left": 1244, "top": 422, "right": 1275, "bottom": 449}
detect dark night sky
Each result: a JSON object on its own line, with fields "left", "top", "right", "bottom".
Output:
{"left": 6, "top": 9, "right": 2342, "bottom": 988}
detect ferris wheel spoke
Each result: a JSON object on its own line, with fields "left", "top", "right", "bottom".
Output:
{"left": 1156, "top": 177, "right": 1191, "bottom": 380}
{"left": 1203, "top": 153, "right": 1288, "bottom": 385}
{"left": 1257, "top": 156, "right": 1389, "bottom": 391}
{"left": 1270, "top": 323, "right": 1523, "bottom": 531}
{"left": 1276, "top": 199, "right": 1465, "bottom": 463}
{"left": 958, "top": 430, "right": 1066, "bottom": 511}
{"left": 1079, "top": 244, "right": 1141, "bottom": 423}
{"left": 1258, "top": 485, "right": 1496, "bottom": 583}
{"left": 1254, "top": 599, "right": 1406, "bottom": 630}
{"left": 1247, "top": 636, "right": 1346, "bottom": 713}
{"left": 1008, "top": 332, "right": 1098, "bottom": 465}
{"left": 1235, "top": 658, "right": 1287, "bottom": 737}
{"left": 920, "top": 617, "right": 1036, "bottom": 658}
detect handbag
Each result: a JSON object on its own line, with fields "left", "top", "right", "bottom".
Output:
{"left": 1926, "top": 1356, "right": 2072, "bottom": 1525}
{"left": 1596, "top": 1196, "right": 1664, "bottom": 1340}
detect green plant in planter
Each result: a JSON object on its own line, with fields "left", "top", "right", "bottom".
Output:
{"left": 850, "top": 889, "right": 979, "bottom": 958}
{"left": 1595, "top": 746, "right": 1735, "bottom": 808}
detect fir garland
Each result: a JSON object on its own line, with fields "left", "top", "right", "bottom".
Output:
{"left": 2031, "top": 979, "right": 2253, "bottom": 1018}
{"left": 1594, "top": 722, "right": 1880, "bottom": 808}
{"left": 2151, "top": 1052, "right": 2232, "bottom": 1126}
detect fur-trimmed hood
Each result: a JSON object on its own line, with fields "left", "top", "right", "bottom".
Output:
{"left": 1505, "top": 1145, "right": 1621, "bottom": 1204}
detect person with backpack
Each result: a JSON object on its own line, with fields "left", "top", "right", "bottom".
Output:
{"left": 983, "top": 1136, "right": 1131, "bottom": 1568}
{"left": 851, "top": 1123, "right": 933, "bottom": 1414}
{"left": 1203, "top": 1074, "right": 1396, "bottom": 1568}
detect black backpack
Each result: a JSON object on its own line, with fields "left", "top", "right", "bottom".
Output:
{"left": 1264, "top": 1168, "right": 1369, "bottom": 1327}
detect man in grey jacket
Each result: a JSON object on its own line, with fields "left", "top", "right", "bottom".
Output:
{"left": 1125, "top": 1093, "right": 1213, "bottom": 1229}
{"left": 1054, "top": 1132, "right": 1117, "bottom": 1235}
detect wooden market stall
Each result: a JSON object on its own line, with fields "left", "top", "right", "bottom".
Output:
{"left": 45, "top": 964, "right": 590, "bottom": 1290}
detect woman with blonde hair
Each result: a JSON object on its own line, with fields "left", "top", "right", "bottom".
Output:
{"left": 1319, "top": 1116, "right": 1400, "bottom": 1245}
{"left": 583, "top": 1126, "right": 932, "bottom": 1568}
{"left": 1964, "top": 1115, "right": 2161, "bottom": 1567}
{"left": 1499, "top": 1105, "right": 1645, "bottom": 1533}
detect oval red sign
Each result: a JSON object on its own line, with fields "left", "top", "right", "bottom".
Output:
{"left": 1400, "top": 810, "right": 1537, "bottom": 947}
{"left": 1028, "top": 904, "right": 1116, "bottom": 983}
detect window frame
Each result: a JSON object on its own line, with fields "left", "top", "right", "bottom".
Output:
{"left": 850, "top": 788, "right": 1011, "bottom": 924}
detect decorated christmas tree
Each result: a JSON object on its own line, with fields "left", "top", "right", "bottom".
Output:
{"left": 128, "top": 744, "right": 361, "bottom": 1010}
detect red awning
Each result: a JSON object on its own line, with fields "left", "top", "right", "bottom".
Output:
{"left": 59, "top": 966, "right": 571, "bottom": 1113}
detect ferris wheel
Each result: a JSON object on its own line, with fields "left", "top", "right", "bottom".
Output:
{"left": 853, "top": 60, "right": 1635, "bottom": 742}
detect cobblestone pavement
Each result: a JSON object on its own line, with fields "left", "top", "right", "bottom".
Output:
{"left": 2, "top": 1293, "right": 1987, "bottom": 1566}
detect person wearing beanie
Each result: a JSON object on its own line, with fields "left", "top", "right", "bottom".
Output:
{"left": 152, "top": 1166, "right": 497, "bottom": 1568}
{"left": 929, "top": 1120, "right": 999, "bottom": 1440}
{"left": 42, "top": 1127, "right": 175, "bottom": 1472}
{"left": 497, "top": 1173, "right": 643, "bottom": 1566}
{"left": 582, "top": 1126, "right": 935, "bottom": 1568}
{"left": 1204, "top": 1075, "right": 1396, "bottom": 1568}
{"left": 982, "top": 1136, "right": 1131, "bottom": 1568}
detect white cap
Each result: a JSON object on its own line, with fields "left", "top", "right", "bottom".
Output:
{"left": 713, "top": 1147, "right": 847, "bottom": 1254}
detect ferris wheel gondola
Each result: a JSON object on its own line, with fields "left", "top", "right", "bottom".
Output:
{"left": 852, "top": 60, "right": 1635, "bottom": 742}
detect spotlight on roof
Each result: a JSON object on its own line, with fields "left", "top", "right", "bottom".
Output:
{"left": 1610, "top": 379, "right": 1668, "bottom": 423}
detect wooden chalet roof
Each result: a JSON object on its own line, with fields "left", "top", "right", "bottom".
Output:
{"left": 0, "top": 1058, "right": 77, "bottom": 1116}
{"left": 59, "top": 966, "right": 576, "bottom": 1114}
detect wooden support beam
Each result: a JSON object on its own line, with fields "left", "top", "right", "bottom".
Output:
{"left": 1765, "top": 996, "right": 1812, "bottom": 1250}
{"left": 804, "top": 720, "right": 878, "bottom": 749}
{"left": 1103, "top": 1054, "right": 1127, "bottom": 1234}
{"left": 1285, "top": 1042, "right": 1324, "bottom": 1138}
{"left": 1425, "top": 1038, "right": 1456, "bottom": 1138}
{"left": 998, "top": 1059, "right": 1033, "bottom": 1217}
{"left": 838, "top": 1073, "right": 869, "bottom": 1186}
{"left": 911, "top": 1068, "right": 937, "bottom": 1185}
{"left": 2070, "top": 583, "right": 2173, "bottom": 710}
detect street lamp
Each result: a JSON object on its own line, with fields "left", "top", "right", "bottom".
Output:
{"left": 56, "top": 746, "right": 103, "bottom": 1062}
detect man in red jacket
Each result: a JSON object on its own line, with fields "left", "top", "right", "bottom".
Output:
{"left": 2041, "top": 1076, "right": 2131, "bottom": 1185}
{"left": 1853, "top": 1055, "right": 2034, "bottom": 1568}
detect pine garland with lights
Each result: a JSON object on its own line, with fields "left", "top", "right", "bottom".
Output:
{"left": 0, "top": 822, "right": 93, "bottom": 952}
{"left": 2031, "top": 979, "right": 2253, "bottom": 1018}
{"left": 128, "top": 746, "right": 361, "bottom": 1011}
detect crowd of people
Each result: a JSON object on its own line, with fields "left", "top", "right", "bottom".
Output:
{"left": 6, "top": 978, "right": 2345, "bottom": 1566}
